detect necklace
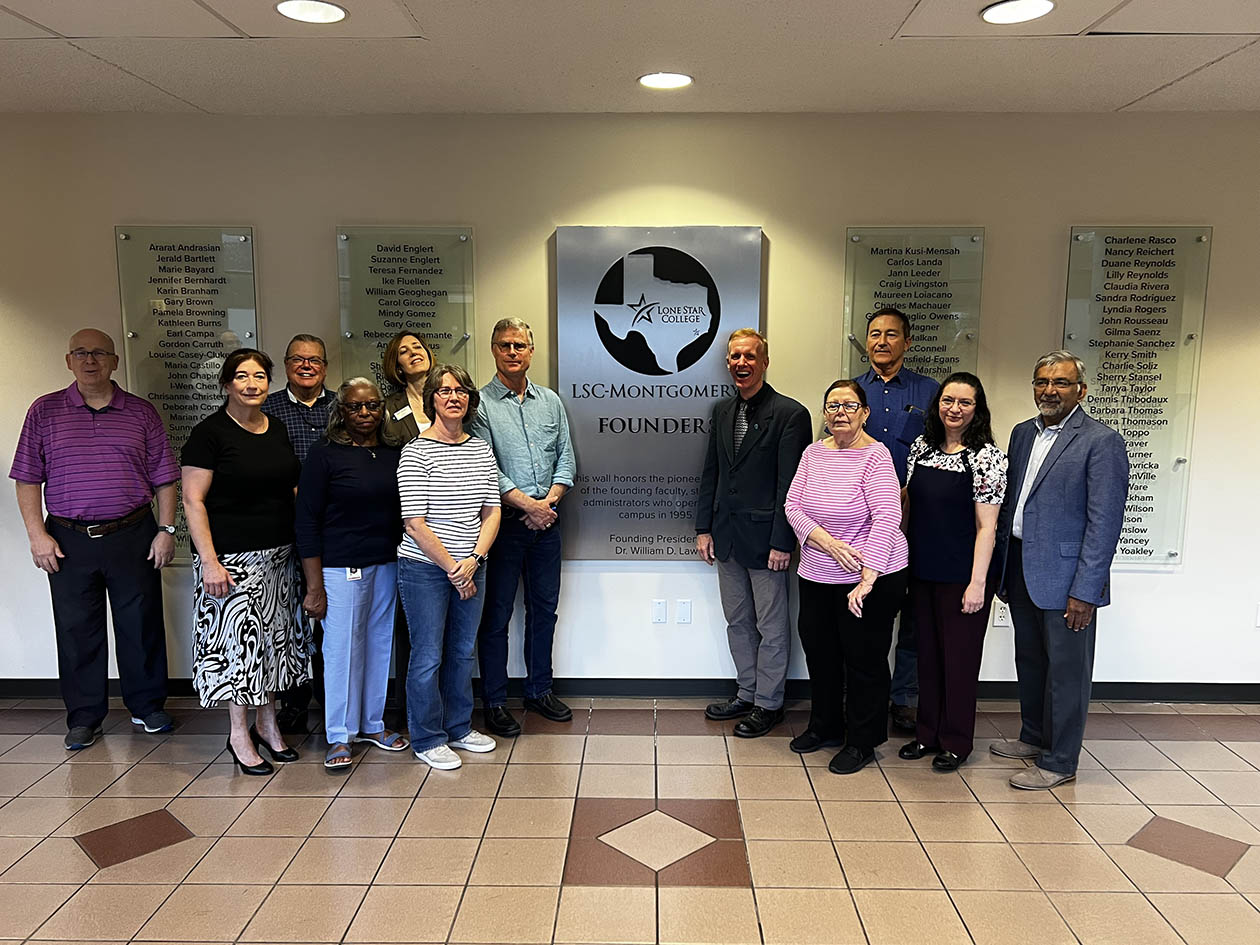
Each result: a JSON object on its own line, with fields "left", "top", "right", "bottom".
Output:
{"left": 352, "top": 440, "right": 377, "bottom": 459}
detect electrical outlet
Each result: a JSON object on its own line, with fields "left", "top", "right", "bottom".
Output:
{"left": 676, "top": 599, "right": 692, "bottom": 624}
{"left": 651, "top": 599, "right": 667, "bottom": 624}
{"left": 993, "top": 601, "right": 1012, "bottom": 628}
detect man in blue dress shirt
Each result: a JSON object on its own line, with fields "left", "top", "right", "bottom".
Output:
{"left": 470, "top": 317, "right": 577, "bottom": 738}
{"left": 854, "top": 308, "right": 938, "bottom": 735}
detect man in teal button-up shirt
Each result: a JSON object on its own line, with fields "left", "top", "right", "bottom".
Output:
{"left": 469, "top": 317, "right": 576, "bottom": 738}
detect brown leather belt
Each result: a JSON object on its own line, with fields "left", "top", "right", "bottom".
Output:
{"left": 48, "top": 506, "right": 149, "bottom": 539}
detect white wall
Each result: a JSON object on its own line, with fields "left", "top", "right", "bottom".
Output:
{"left": 2, "top": 112, "right": 1257, "bottom": 685}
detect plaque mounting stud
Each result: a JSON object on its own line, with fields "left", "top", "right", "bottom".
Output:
{"left": 1174, "top": 457, "right": 1187, "bottom": 465}
{"left": 344, "top": 331, "right": 353, "bottom": 339}
{"left": 1074, "top": 234, "right": 1085, "bottom": 241}
{"left": 462, "top": 333, "right": 471, "bottom": 341}
{"left": 965, "top": 332, "right": 975, "bottom": 340}
{"left": 338, "top": 234, "right": 348, "bottom": 241}
{"left": 238, "top": 235, "right": 247, "bottom": 242}
{"left": 118, "top": 233, "right": 129, "bottom": 240}
{"left": 244, "top": 331, "right": 253, "bottom": 339}
{"left": 459, "top": 235, "right": 468, "bottom": 242}
{"left": 1197, "top": 235, "right": 1208, "bottom": 242}
{"left": 850, "top": 235, "right": 860, "bottom": 242}
{"left": 1168, "top": 551, "right": 1179, "bottom": 558}
{"left": 126, "top": 331, "right": 138, "bottom": 338}
{"left": 1187, "top": 333, "right": 1198, "bottom": 341}
{"left": 971, "top": 235, "right": 980, "bottom": 242}
{"left": 1067, "top": 332, "right": 1077, "bottom": 340}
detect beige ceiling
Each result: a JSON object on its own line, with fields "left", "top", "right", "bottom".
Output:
{"left": 0, "top": 0, "right": 1256, "bottom": 113}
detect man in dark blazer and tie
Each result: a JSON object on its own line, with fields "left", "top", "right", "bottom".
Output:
{"left": 696, "top": 328, "right": 812, "bottom": 737}
{"left": 992, "top": 350, "right": 1129, "bottom": 789}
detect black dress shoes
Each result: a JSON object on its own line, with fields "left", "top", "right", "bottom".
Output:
{"left": 733, "top": 706, "right": 784, "bottom": 738}
{"left": 828, "top": 744, "right": 875, "bottom": 775}
{"left": 484, "top": 705, "right": 522, "bottom": 738}
{"left": 705, "top": 697, "right": 754, "bottom": 721}
{"left": 523, "top": 692, "right": 572, "bottom": 722}
{"left": 225, "top": 738, "right": 274, "bottom": 776}
{"left": 889, "top": 704, "right": 917, "bottom": 734}
{"left": 250, "top": 725, "right": 299, "bottom": 763}
{"left": 898, "top": 739, "right": 939, "bottom": 760}
{"left": 789, "top": 730, "right": 845, "bottom": 754}
{"left": 932, "top": 750, "right": 966, "bottom": 771}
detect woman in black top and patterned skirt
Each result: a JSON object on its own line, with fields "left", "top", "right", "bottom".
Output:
{"left": 181, "top": 348, "right": 307, "bottom": 775}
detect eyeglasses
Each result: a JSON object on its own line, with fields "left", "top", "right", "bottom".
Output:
{"left": 343, "top": 401, "right": 383, "bottom": 413}
{"left": 285, "top": 356, "right": 327, "bottom": 367}
{"left": 493, "top": 341, "right": 531, "bottom": 352}
{"left": 1032, "top": 378, "right": 1080, "bottom": 391}
{"left": 823, "top": 402, "right": 864, "bottom": 414}
{"left": 940, "top": 397, "right": 976, "bottom": 409}
{"left": 435, "top": 387, "right": 471, "bottom": 398}
{"left": 69, "top": 349, "right": 115, "bottom": 361}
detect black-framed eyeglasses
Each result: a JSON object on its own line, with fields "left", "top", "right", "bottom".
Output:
{"left": 435, "top": 387, "right": 472, "bottom": 398}
{"left": 823, "top": 402, "right": 864, "bottom": 414}
{"left": 493, "top": 341, "right": 531, "bottom": 352}
{"left": 285, "top": 356, "right": 327, "bottom": 367}
{"left": 1032, "top": 378, "right": 1079, "bottom": 391}
{"left": 69, "top": 348, "right": 115, "bottom": 361}
{"left": 940, "top": 397, "right": 976, "bottom": 409}
{"left": 343, "top": 400, "right": 383, "bottom": 413}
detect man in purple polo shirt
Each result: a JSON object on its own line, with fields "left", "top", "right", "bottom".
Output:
{"left": 11, "top": 328, "right": 180, "bottom": 751}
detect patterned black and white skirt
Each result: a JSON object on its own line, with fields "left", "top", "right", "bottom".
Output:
{"left": 192, "top": 544, "right": 311, "bottom": 707}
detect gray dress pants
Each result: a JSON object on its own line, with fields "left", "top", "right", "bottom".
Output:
{"left": 715, "top": 557, "right": 790, "bottom": 710}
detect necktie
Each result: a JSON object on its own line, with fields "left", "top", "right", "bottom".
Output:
{"left": 733, "top": 400, "right": 748, "bottom": 454}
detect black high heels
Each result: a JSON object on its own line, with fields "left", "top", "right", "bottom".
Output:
{"left": 250, "top": 725, "right": 299, "bottom": 763}
{"left": 225, "top": 737, "right": 274, "bottom": 776}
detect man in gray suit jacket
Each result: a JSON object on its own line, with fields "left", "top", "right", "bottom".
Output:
{"left": 696, "top": 329, "right": 812, "bottom": 738}
{"left": 991, "top": 350, "right": 1129, "bottom": 789}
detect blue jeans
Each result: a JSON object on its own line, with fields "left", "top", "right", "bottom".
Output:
{"left": 476, "top": 514, "right": 562, "bottom": 706}
{"left": 321, "top": 563, "right": 396, "bottom": 746}
{"left": 398, "top": 557, "right": 486, "bottom": 752}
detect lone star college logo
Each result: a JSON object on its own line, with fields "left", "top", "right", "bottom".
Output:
{"left": 593, "top": 246, "right": 721, "bottom": 376}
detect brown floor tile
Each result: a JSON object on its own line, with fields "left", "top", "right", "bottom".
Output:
{"left": 756, "top": 887, "right": 865, "bottom": 944}
{"left": 240, "top": 883, "right": 367, "bottom": 942}
{"left": 1104, "top": 843, "right": 1234, "bottom": 892}
{"left": 134, "top": 882, "right": 268, "bottom": 940}
{"left": 746, "top": 839, "right": 844, "bottom": 887}
{"left": 90, "top": 835, "right": 213, "bottom": 883}
{"left": 1, "top": 837, "right": 97, "bottom": 883}
{"left": 852, "top": 889, "right": 971, "bottom": 945}
{"left": 179, "top": 763, "right": 273, "bottom": 797}
{"left": 1122, "top": 714, "right": 1212, "bottom": 741}
{"left": 655, "top": 710, "right": 727, "bottom": 736}
{"left": 279, "top": 836, "right": 391, "bottom": 884}
{"left": 1063, "top": 803, "right": 1154, "bottom": 844}
{"left": 398, "top": 796, "right": 493, "bottom": 837}
{"left": 562, "top": 837, "right": 655, "bottom": 886}
{"left": 164, "top": 796, "right": 251, "bottom": 837}
{"left": 100, "top": 763, "right": 203, "bottom": 798}
{"left": 1050, "top": 891, "right": 1183, "bottom": 945}
{"left": 570, "top": 797, "right": 656, "bottom": 838}
{"left": 733, "top": 765, "right": 813, "bottom": 800}
{"left": 1106, "top": 702, "right": 1178, "bottom": 714}
{"left": 311, "top": 796, "right": 411, "bottom": 836}
{"left": 169, "top": 712, "right": 231, "bottom": 734}
{"left": 986, "top": 801, "right": 1095, "bottom": 843}
{"left": 553, "top": 885, "right": 656, "bottom": 944}
{"left": 1013, "top": 842, "right": 1136, "bottom": 891}
{"left": 449, "top": 884, "right": 560, "bottom": 943}
{"left": 1148, "top": 892, "right": 1260, "bottom": 945}
{"left": 509, "top": 734, "right": 586, "bottom": 764}
{"left": 74, "top": 807, "right": 193, "bottom": 868}
{"left": 808, "top": 766, "right": 894, "bottom": 802}
{"left": 64, "top": 734, "right": 165, "bottom": 765}
{"left": 520, "top": 710, "right": 587, "bottom": 735}
{"left": 0, "top": 737, "right": 71, "bottom": 764}
{"left": 0, "top": 796, "right": 89, "bottom": 836}
{"left": 485, "top": 796, "right": 575, "bottom": 837}
{"left": 658, "top": 765, "right": 735, "bottom": 799}
{"left": 656, "top": 735, "right": 728, "bottom": 765}
{"left": 659, "top": 798, "right": 742, "bottom": 838}
{"left": 374, "top": 836, "right": 478, "bottom": 884}
{"left": 32, "top": 883, "right": 173, "bottom": 940}
{"left": 469, "top": 837, "right": 568, "bottom": 885}
{"left": 658, "top": 839, "right": 751, "bottom": 887}
{"left": 784, "top": 709, "right": 813, "bottom": 736}
{"left": 884, "top": 769, "right": 975, "bottom": 803}
{"left": 138, "top": 734, "right": 229, "bottom": 765}
{"left": 1126, "top": 814, "right": 1249, "bottom": 876}
{"left": 951, "top": 890, "right": 1077, "bottom": 945}
{"left": 1084, "top": 739, "right": 1176, "bottom": 770}
{"left": 23, "top": 763, "right": 131, "bottom": 797}
{"left": 0, "top": 763, "right": 58, "bottom": 795}
{"left": 658, "top": 886, "right": 760, "bottom": 945}
{"left": 584, "top": 734, "right": 655, "bottom": 764}
{"left": 588, "top": 709, "right": 655, "bottom": 735}
{"left": 0, "top": 710, "right": 67, "bottom": 734}
{"left": 579, "top": 763, "right": 655, "bottom": 798}
{"left": 837, "top": 839, "right": 940, "bottom": 888}
{"left": 590, "top": 698, "right": 653, "bottom": 709}
{"left": 344, "top": 884, "right": 462, "bottom": 943}
{"left": 1149, "top": 805, "right": 1260, "bottom": 844}
{"left": 725, "top": 736, "right": 797, "bottom": 766}
{"left": 1113, "top": 769, "right": 1222, "bottom": 805}
{"left": 226, "top": 796, "right": 332, "bottom": 836}
{"left": 1176, "top": 703, "right": 1245, "bottom": 715}
{"left": 187, "top": 835, "right": 303, "bottom": 883}
{"left": 1192, "top": 770, "right": 1260, "bottom": 805}
{"left": 925, "top": 840, "right": 1039, "bottom": 890}
{"left": 0, "top": 884, "right": 79, "bottom": 938}
{"left": 1183, "top": 715, "right": 1260, "bottom": 741}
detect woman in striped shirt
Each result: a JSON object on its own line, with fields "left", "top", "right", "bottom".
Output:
{"left": 396, "top": 365, "right": 502, "bottom": 770}
{"left": 785, "top": 379, "right": 910, "bottom": 775}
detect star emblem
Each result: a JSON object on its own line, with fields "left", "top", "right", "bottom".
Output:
{"left": 627, "top": 293, "right": 658, "bottom": 326}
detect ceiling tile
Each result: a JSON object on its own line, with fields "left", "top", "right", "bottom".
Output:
{"left": 203, "top": 0, "right": 422, "bottom": 38}
{"left": 900, "top": 0, "right": 1126, "bottom": 38}
{"left": 1094, "top": 0, "right": 1260, "bottom": 35}
{"left": 1124, "top": 39, "right": 1260, "bottom": 110}
{"left": 3, "top": 0, "right": 238, "bottom": 38}
{"left": 0, "top": 9, "right": 56, "bottom": 38}
{"left": 0, "top": 41, "right": 200, "bottom": 112}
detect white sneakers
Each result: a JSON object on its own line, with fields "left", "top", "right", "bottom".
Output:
{"left": 414, "top": 730, "right": 497, "bottom": 770}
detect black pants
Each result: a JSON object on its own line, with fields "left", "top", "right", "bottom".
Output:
{"left": 797, "top": 569, "right": 909, "bottom": 750}
{"left": 278, "top": 618, "right": 324, "bottom": 715}
{"left": 46, "top": 513, "right": 168, "bottom": 730}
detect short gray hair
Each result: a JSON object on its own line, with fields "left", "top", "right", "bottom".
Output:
{"left": 491, "top": 317, "right": 534, "bottom": 346}
{"left": 1033, "top": 349, "right": 1087, "bottom": 385}
{"left": 286, "top": 333, "right": 327, "bottom": 360}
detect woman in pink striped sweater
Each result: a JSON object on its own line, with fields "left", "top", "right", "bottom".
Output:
{"left": 785, "top": 379, "right": 909, "bottom": 774}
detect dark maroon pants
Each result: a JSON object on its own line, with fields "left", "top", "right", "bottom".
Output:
{"left": 910, "top": 577, "right": 992, "bottom": 757}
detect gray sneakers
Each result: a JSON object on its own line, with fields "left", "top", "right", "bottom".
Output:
{"left": 989, "top": 739, "right": 1040, "bottom": 760}
{"left": 1009, "top": 767, "right": 1075, "bottom": 790}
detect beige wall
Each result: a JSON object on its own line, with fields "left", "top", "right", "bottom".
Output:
{"left": 2, "top": 112, "right": 1258, "bottom": 683}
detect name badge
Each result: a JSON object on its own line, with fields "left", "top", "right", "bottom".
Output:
{"left": 346, "top": 567, "right": 362, "bottom": 581}
{"left": 392, "top": 405, "right": 413, "bottom": 421}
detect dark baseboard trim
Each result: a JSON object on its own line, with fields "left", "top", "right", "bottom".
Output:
{"left": 3, "top": 678, "right": 1257, "bottom": 704}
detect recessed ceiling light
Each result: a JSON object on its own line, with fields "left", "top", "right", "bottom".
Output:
{"left": 276, "top": 1, "right": 347, "bottom": 24}
{"left": 639, "top": 72, "right": 693, "bottom": 90}
{"left": 980, "top": 0, "right": 1055, "bottom": 25}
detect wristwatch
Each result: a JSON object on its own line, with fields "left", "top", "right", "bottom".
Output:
{"left": 471, "top": 552, "right": 487, "bottom": 567}
{"left": 159, "top": 525, "right": 177, "bottom": 535}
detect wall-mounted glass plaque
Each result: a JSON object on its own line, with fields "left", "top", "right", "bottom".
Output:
{"left": 843, "top": 227, "right": 984, "bottom": 380}
{"left": 116, "top": 225, "right": 258, "bottom": 563}
{"left": 1065, "top": 226, "right": 1210, "bottom": 567}
{"left": 337, "top": 227, "right": 474, "bottom": 390}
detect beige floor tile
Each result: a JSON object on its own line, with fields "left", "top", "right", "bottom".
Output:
{"left": 90, "top": 836, "right": 215, "bottom": 883}
{"left": 50, "top": 796, "right": 166, "bottom": 837}
{"left": 139, "top": 734, "right": 230, "bottom": 765}
{"left": 485, "top": 796, "right": 574, "bottom": 837}
{"left": 852, "top": 889, "right": 971, "bottom": 945}
{"left": 808, "top": 765, "right": 895, "bottom": 801}
{"left": 165, "top": 796, "right": 251, "bottom": 837}
{"left": 1191, "top": 770, "right": 1260, "bottom": 805}
{"left": 496, "top": 763, "right": 577, "bottom": 798}
{"left": 554, "top": 885, "right": 656, "bottom": 944}
{"left": 419, "top": 763, "right": 506, "bottom": 797}
{"left": 746, "top": 839, "right": 845, "bottom": 887}
{"left": 134, "top": 883, "right": 268, "bottom": 940}
{"left": 279, "top": 836, "right": 391, "bottom": 884}
{"left": 655, "top": 698, "right": 712, "bottom": 709}
{"left": 1227, "top": 846, "right": 1260, "bottom": 892}
{"left": 1084, "top": 739, "right": 1177, "bottom": 770}
{"left": 1052, "top": 769, "right": 1141, "bottom": 804}
{"left": 312, "top": 796, "right": 412, "bottom": 836}
{"left": 0, "top": 884, "right": 79, "bottom": 938}
{"left": 2, "top": 736, "right": 92, "bottom": 764}
{"left": 583, "top": 734, "right": 655, "bottom": 765}
{"left": 1153, "top": 740, "right": 1256, "bottom": 771}
{"left": 449, "top": 885, "right": 560, "bottom": 944}
{"left": 509, "top": 734, "right": 586, "bottom": 764}
{"left": 1176, "top": 703, "right": 1244, "bottom": 714}
{"left": 63, "top": 736, "right": 163, "bottom": 765}
{"left": 1222, "top": 741, "right": 1260, "bottom": 768}
{"left": 1148, "top": 892, "right": 1260, "bottom": 945}
{"left": 469, "top": 837, "right": 567, "bottom": 885}
{"left": 986, "top": 801, "right": 1095, "bottom": 842}
{"left": 187, "top": 835, "right": 303, "bottom": 883}
{"left": 100, "top": 763, "right": 203, "bottom": 798}
{"left": 344, "top": 884, "right": 462, "bottom": 943}
{"left": 226, "top": 796, "right": 332, "bottom": 836}
{"left": 901, "top": 800, "right": 1003, "bottom": 842}
{"left": 590, "top": 698, "right": 654, "bottom": 709}
{"left": 1013, "top": 842, "right": 1136, "bottom": 891}
{"left": 398, "top": 796, "right": 493, "bottom": 836}
{"left": 260, "top": 762, "right": 350, "bottom": 796}
{"left": 835, "top": 840, "right": 940, "bottom": 888}
{"left": 579, "top": 763, "right": 655, "bottom": 798}
{"left": 657, "top": 764, "right": 735, "bottom": 799}
{"left": 952, "top": 889, "right": 1077, "bottom": 945}
{"left": 820, "top": 800, "right": 915, "bottom": 841}
{"left": 657, "top": 735, "right": 729, "bottom": 765}
{"left": 1238, "top": 704, "right": 1260, "bottom": 715}
{"left": 22, "top": 763, "right": 131, "bottom": 797}
{"left": 1104, "top": 843, "right": 1233, "bottom": 892}
{"left": 658, "top": 886, "right": 760, "bottom": 945}
{"left": 32, "top": 883, "right": 173, "bottom": 940}
{"left": 724, "top": 736, "right": 798, "bottom": 766}
{"left": 0, "top": 837, "right": 97, "bottom": 883}
{"left": 1149, "top": 804, "right": 1260, "bottom": 844}
{"left": 0, "top": 796, "right": 89, "bottom": 836}
{"left": 1105, "top": 702, "right": 1178, "bottom": 714}
{"left": 179, "top": 763, "right": 272, "bottom": 797}
{"left": 374, "top": 837, "right": 479, "bottom": 884}
{"left": 1050, "top": 891, "right": 1183, "bottom": 945}
{"left": 0, "top": 836, "right": 38, "bottom": 874}
{"left": 739, "top": 799, "right": 829, "bottom": 839}
{"left": 733, "top": 765, "right": 814, "bottom": 800}
{"left": 884, "top": 769, "right": 975, "bottom": 803}
{"left": 961, "top": 767, "right": 1057, "bottom": 803}
{"left": 240, "top": 883, "right": 367, "bottom": 942}
{"left": 925, "top": 841, "right": 1038, "bottom": 890}
{"left": 1114, "top": 770, "right": 1223, "bottom": 805}
{"left": 756, "top": 887, "right": 866, "bottom": 944}
{"left": 0, "top": 763, "right": 58, "bottom": 796}
{"left": 1063, "top": 803, "right": 1154, "bottom": 843}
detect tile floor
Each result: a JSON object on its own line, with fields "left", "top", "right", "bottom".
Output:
{"left": 1, "top": 697, "right": 1259, "bottom": 944}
